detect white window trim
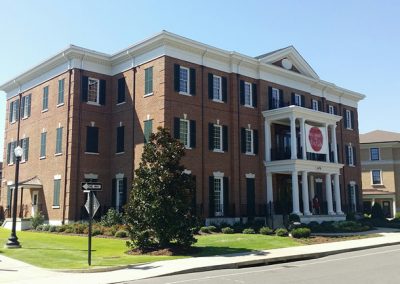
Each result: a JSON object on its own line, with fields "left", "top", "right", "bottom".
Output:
{"left": 328, "top": 105, "right": 335, "bottom": 114}
{"left": 370, "top": 147, "right": 380, "bottom": 161}
{"left": 212, "top": 75, "right": 222, "bottom": 102}
{"left": 56, "top": 103, "right": 65, "bottom": 108}
{"left": 213, "top": 124, "right": 223, "bottom": 152}
{"left": 10, "top": 101, "right": 18, "bottom": 123}
{"left": 179, "top": 66, "right": 191, "bottom": 95}
{"left": 144, "top": 67, "right": 153, "bottom": 96}
{"left": 244, "top": 82, "right": 253, "bottom": 108}
{"left": 88, "top": 78, "right": 100, "bottom": 105}
{"left": 346, "top": 110, "right": 353, "bottom": 130}
{"left": 371, "top": 169, "right": 383, "bottom": 185}
{"left": 214, "top": 176, "right": 224, "bottom": 217}
{"left": 312, "top": 99, "right": 319, "bottom": 111}
{"left": 272, "top": 88, "right": 280, "bottom": 108}
{"left": 84, "top": 173, "right": 98, "bottom": 180}
{"left": 348, "top": 145, "right": 354, "bottom": 166}
{"left": 180, "top": 118, "right": 191, "bottom": 149}
{"left": 245, "top": 173, "right": 255, "bottom": 178}
{"left": 22, "top": 96, "right": 30, "bottom": 119}
{"left": 245, "top": 129, "right": 254, "bottom": 155}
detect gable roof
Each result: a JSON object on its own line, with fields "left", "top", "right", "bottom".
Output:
{"left": 255, "top": 45, "right": 319, "bottom": 80}
{"left": 360, "top": 130, "right": 400, "bottom": 144}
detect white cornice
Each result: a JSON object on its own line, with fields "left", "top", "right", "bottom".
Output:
{"left": 0, "top": 31, "right": 366, "bottom": 105}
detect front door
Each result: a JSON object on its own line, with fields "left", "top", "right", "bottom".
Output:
{"left": 32, "top": 191, "right": 39, "bottom": 217}
{"left": 382, "top": 201, "right": 391, "bottom": 218}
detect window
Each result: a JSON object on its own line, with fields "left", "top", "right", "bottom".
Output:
{"left": 144, "top": 120, "right": 153, "bottom": 144}
{"left": 117, "top": 77, "right": 126, "bottom": 104}
{"left": 348, "top": 183, "right": 358, "bottom": 212}
{"left": 174, "top": 64, "right": 196, "bottom": 95}
{"left": 209, "top": 124, "right": 228, "bottom": 152}
{"left": 53, "top": 178, "right": 61, "bottom": 207}
{"left": 370, "top": 148, "right": 380, "bottom": 160}
{"left": 9, "top": 99, "right": 19, "bottom": 123}
{"left": 245, "top": 129, "right": 253, "bottom": 154}
{"left": 214, "top": 177, "right": 223, "bottom": 216}
{"left": 6, "top": 141, "right": 18, "bottom": 164}
{"left": 86, "top": 126, "right": 99, "bottom": 153}
{"left": 55, "top": 127, "right": 63, "bottom": 154}
{"left": 294, "top": 94, "right": 302, "bottom": 106}
{"left": 328, "top": 105, "right": 335, "bottom": 114}
{"left": 21, "top": 138, "right": 29, "bottom": 162}
{"left": 21, "top": 94, "right": 31, "bottom": 119}
{"left": 213, "top": 75, "right": 222, "bottom": 101}
{"left": 272, "top": 88, "right": 280, "bottom": 109}
{"left": 180, "top": 119, "right": 190, "bottom": 147}
{"left": 312, "top": 99, "right": 319, "bottom": 111}
{"left": 213, "top": 125, "right": 222, "bottom": 151}
{"left": 241, "top": 128, "right": 258, "bottom": 155}
{"left": 42, "top": 86, "right": 48, "bottom": 111}
{"left": 40, "top": 132, "right": 47, "bottom": 158}
{"left": 88, "top": 78, "right": 100, "bottom": 104}
{"left": 113, "top": 177, "right": 127, "bottom": 212}
{"left": 116, "top": 126, "right": 124, "bottom": 153}
{"left": 244, "top": 82, "right": 252, "bottom": 107}
{"left": 144, "top": 67, "right": 153, "bottom": 95}
{"left": 174, "top": 118, "right": 196, "bottom": 149}
{"left": 346, "top": 145, "right": 355, "bottom": 166}
{"left": 345, "top": 109, "right": 354, "bottom": 129}
{"left": 58, "top": 79, "right": 65, "bottom": 105}
{"left": 179, "top": 66, "right": 189, "bottom": 93}
{"left": 371, "top": 170, "right": 382, "bottom": 185}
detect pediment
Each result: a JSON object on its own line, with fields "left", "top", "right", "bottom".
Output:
{"left": 256, "top": 46, "right": 319, "bottom": 80}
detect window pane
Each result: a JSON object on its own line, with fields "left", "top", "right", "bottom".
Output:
{"left": 214, "top": 125, "right": 221, "bottom": 150}
{"left": 214, "top": 178, "right": 222, "bottom": 215}
{"left": 145, "top": 67, "right": 153, "bottom": 94}
{"left": 244, "top": 83, "right": 251, "bottom": 106}
{"left": 213, "top": 76, "right": 221, "bottom": 100}
{"left": 88, "top": 79, "right": 99, "bottom": 103}
{"left": 53, "top": 179, "right": 61, "bottom": 206}
{"left": 272, "top": 88, "right": 279, "bottom": 108}
{"left": 372, "top": 170, "right": 381, "bottom": 184}
{"left": 246, "top": 129, "right": 252, "bottom": 153}
{"left": 180, "top": 120, "right": 189, "bottom": 147}
{"left": 56, "top": 127, "right": 63, "bottom": 154}
{"left": 58, "top": 79, "right": 64, "bottom": 104}
{"left": 40, "top": 132, "right": 47, "bottom": 157}
{"left": 179, "top": 68, "right": 188, "bottom": 93}
{"left": 370, "top": 148, "right": 379, "bottom": 160}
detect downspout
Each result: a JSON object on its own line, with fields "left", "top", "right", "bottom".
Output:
{"left": 61, "top": 53, "right": 72, "bottom": 224}
{"left": 236, "top": 58, "right": 243, "bottom": 218}
{"left": 127, "top": 51, "right": 136, "bottom": 183}
{"left": 338, "top": 91, "right": 346, "bottom": 210}
{"left": 201, "top": 49, "right": 207, "bottom": 216}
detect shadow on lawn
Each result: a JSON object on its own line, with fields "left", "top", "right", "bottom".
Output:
{"left": 21, "top": 247, "right": 94, "bottom": 252}
{"left": 188, "top": 247, "right": 269, "bottom": 257}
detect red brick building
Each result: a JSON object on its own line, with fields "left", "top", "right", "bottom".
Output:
{"left": 0, "top": 31, "right": 364, "bottom": 226}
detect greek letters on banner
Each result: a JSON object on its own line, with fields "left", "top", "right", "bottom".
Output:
{"left": 305, "top": 124, "right": 328, "bottom": 154}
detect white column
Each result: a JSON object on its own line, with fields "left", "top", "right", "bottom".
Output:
{"left": 265, "top": 120, "right": 271, "bottom": 162}
{"left": 392, "top": 199, "right": 396, "bottom": 218}
{"left": 325, "top": 173, "right": 335, "bottom": 215}
{"left": 331, "top": 125, "right": 338, "bottom": 163}
{"left": 309, "top": 175, "right": 315, "bottom": 200}
{"left": 371, "top": 198, "right": 375, "bottom": 206}
{"left": 290, "top": 116, "right": 297, "bottom": 160}
{"left": 325, "top": 123, "right": 330, "bottom": 162}
{"left": 266, "top": 172, "right": 273, "bottom": 204}
{"left": 300, "top": 118, "right": 306, "bottom": 160}
{"left": 333, "top": 174, "right": 343, "bottom": 214}
{"left": 302, "top": 171, "right": 311, "bottom": 215}
{"left": 292, "top": 171, "right": 301, "bottom": 215}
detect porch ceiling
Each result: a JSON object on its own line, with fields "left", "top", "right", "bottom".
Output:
{"left": 264, "top": 159, "right": 344, "bottom": 174}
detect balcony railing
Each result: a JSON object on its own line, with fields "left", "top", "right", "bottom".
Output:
{"left": 270, "top": 147, "right": 336, "bottom": 163}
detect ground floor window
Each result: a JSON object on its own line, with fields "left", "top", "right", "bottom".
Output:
{"left": 214, "top": 177, "right": 223, "bottom": 216}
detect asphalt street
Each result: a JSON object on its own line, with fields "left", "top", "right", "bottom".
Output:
{"left": 125, "top": 244, "right": 400, "bottom": 284}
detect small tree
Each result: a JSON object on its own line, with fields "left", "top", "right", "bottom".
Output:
{"left": 125, "top": 127, "right": 198, "bottom": 250}
{"left": 371, "top": 203, "right": 385, "bottom": 219}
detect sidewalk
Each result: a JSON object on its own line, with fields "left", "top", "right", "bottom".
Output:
{"left": 1, "top": 228, "right": 400, "bottom": 284}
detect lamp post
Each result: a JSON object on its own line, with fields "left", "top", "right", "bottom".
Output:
{"left": 6, "top": 145, "right": 23, "bottom": 248}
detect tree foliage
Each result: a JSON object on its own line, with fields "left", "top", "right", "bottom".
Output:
{"left": 125, "top": 127, "right": 198, "bottom": 250}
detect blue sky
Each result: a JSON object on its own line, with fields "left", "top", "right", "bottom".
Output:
{"left": 1, "top": 0, "right": 399, "bottom": 161}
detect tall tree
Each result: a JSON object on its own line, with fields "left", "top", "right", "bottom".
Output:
{"left": 125, "top": 127, "right": 198, "bottom": 250}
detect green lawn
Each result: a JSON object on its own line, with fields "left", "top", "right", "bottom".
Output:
{"left": 0, "top": 228, "right": 301, "bottom": 269}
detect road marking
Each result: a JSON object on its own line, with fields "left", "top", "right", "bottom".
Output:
{"left": 165, "top": 246, "right": 400, "bottom": 284}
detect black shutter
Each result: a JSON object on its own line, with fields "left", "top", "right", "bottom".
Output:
{"left": 223, "top": 177, "right": 229, "bottom": 216}
{"left": 7, "top": 142, "right": 11, "bottom": 164}
{"left": 86, "top": 127, "right": 99, "bottom": 153}
{"left": 252, "top": 83, "right": 257, "bottom": 107}
{"left": 27, "top": 95, "right": 31, "bottom": 117}
{"left": 117, "top": 126, "right": 124, "bottom": 153}
{"left": 208, "top": 73, "right": 213, "bottom": 99}
{"left": 246, "top": 178, "right": 255, "bottom": 218}
{"left": 345, "top": 145, "right": 349, "bottom": 165}
{"left": 82, "top": 76, "right": 88, "bottom": 102}
{"left": 318, "top": 100, "right": 322, "bottom": 111}
{"left": 174, "top": 118, "right": 180, "bottom": 139}
{"left": 241, "top": 128, "right": 246, "bottom": 153}
{"left": 334, "top": 106, "right": 337, "bottom": 115}
{"left": 209, "top": 176, "right": 214, "bottom": 217}
{"left": 355, "top": 184, "right": 359, "bottom": 211}
{"left": 9, "top": 101, "right": 12, "bottom": 122}
{"left": 99, "top": 79, "right": 106, "bottom": 105}
{"left": 222, "top": 77, "right": 227, "bottom": 102}
{"left": 268, "top": 86, "right": 273, "bottom": 109}
{"left": 301, "top": 95, "right": 305, "bottom": 107}
{"left": 239, "top": 80, "right": 245, "bottom": 105}
{"left": 253, "top": 129, "right": 259, "bottom": 155}
{"left": 353, "top": 146, "right": 357, "bottom": 165}
{"left": 223, "top": 125, "right": 228, "bottom": 152}
{"left": 174, "top": 64, "right": 180, "bottom": 92}
{"left": 279, "top": 89, "right": 284, "bottom": 107}
{"left": 343, "top": 108, "right": 348, "bottom": 128}
{"left": 21, "top": 97, "right": 25, "bottom": 118}
{"left": 111, "top": 178, "right": 116, "bottom": 208}
{"left": 208, "top": 123, "right": 214, "bottom": 150}
{"left": 291, "top": 92, "right": 295, "bottom": 105}
{"left": 337, "top": 144, "right": 340, "bottom": 163}
{"left": 122, "top": 177, "right": 127, "bottom": 207}
{"left": 117, "top": 78, "right": 126, "bottom": 103}
{"left": 190, "top": 68, "right": 196, "bottom": 95}
{"left": 347, "top": 184, "right": 352, "bottom": 212}
{"left": 15, "top": 99, "right": 19, "bottom": 121}
{"left": 25, "top": 138, "right": 29, "bottom": 161}
{"left": 351, "top": 110, "right": 355, "bottom": 129}
{"left": 190, "top": 120, "right": 196, "bottom": 148}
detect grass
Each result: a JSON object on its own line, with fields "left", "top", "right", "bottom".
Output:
{"left": 0, "top": 228, "right": 302, "bottom": 269}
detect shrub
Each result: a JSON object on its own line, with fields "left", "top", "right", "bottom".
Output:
{"left": 49, "top": 225, "right": 57, "bottom": 232}
{"left": 92, "top": 228, "right": 103, "bottom": 236}
{"left": 200, "top": 226, "right": 211, "bottom": 233}
{"left": 221, "top": 227, "right": 234, "bottom": 234}
{"left": 291, "top": 228, "right": 311, "bottom": 238}
{"left": 289, "top": 214, "right": 300, "bottom": 223}
{"left": 259, "top": 226, "right": 274, "bottom": 235}
{"left": 232, "top": 222, "right": 246, "bottom": 233}
{"left": 56, "top": 225, "right": 67, "bottom": 233}
{"left": 275, "top": 228, "right": 289, "bottom": 237}
{"left": 346, "top": 212, "right": 356, "bottom": 221}
{"left": 242, "top": 228, "right": 256, "bottom": 234}
{"left": 73, "top": 223, "right": 87, "bottom": 234}
{"left": 115, "top": 230, "right": 128, "bottom": 238}
{"left": 36, "top": 225, "right": 44, "bottom": 231}
{"left": 31, "top": 212, "right": 45, "bottom": 229}
{"left": 394, "top": 212, "right": 400, "bottom": 220}
{"left": 208, "top": 226, "right": 217, "bottom": 233}
{"left": 100, "top": 208, "right": 124, "bottom": 227}
{"left": 104, "top": 225, "right": 118, "bottom": 236}
{"left": 64, "top": 228, "right": 74, "bottom": 233}
{"left": 371, "top": 203, "right": 385, "bottom": 219}
{"left": 41, "top": 224, "right": 50, "bottom": 231}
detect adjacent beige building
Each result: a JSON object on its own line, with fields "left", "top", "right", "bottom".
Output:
{"left": 360, "top": 130, "right": 400, "bottom": 217}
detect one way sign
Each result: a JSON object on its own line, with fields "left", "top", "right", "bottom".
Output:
{"left": 81, "top": 182, "right": 103, "bottom": 191}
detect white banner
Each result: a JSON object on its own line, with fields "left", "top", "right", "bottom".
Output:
{"left": 305, "top": 124, "right": 328, "bottom": 154}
